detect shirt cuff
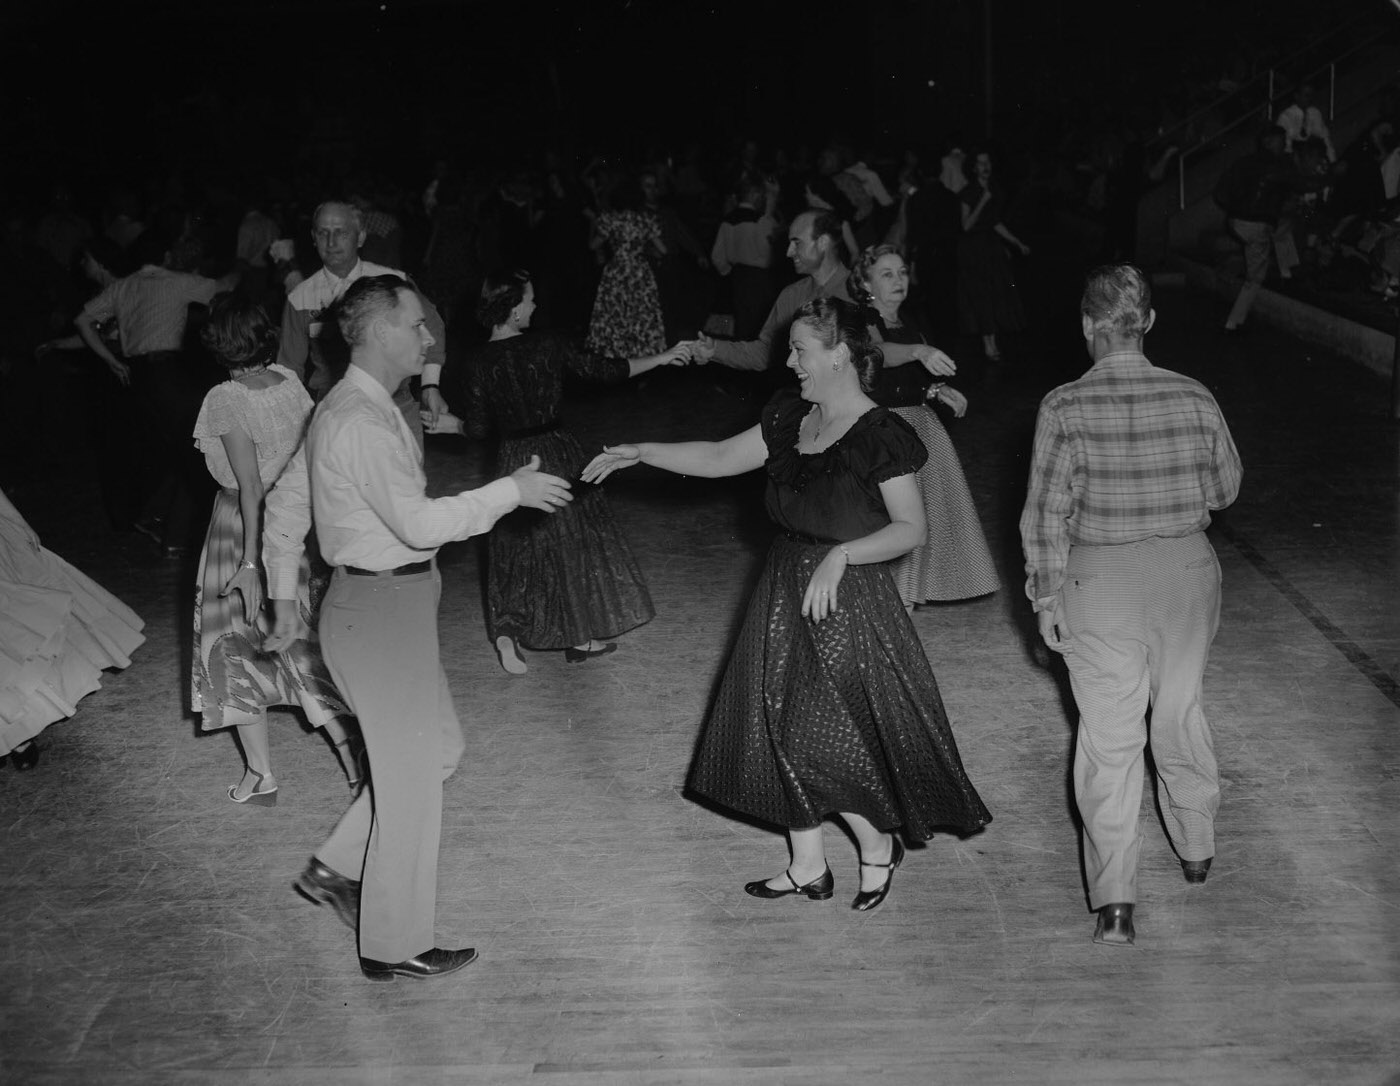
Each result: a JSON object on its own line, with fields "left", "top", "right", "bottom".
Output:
{"left": 266, "top": 558, "right": 302, "bottom": 601}
{"left": 1031, "top": 594, "right": 1059, "bottom": 613}
{"left": 421, "top": 362, "right": 442, "bottom": 386}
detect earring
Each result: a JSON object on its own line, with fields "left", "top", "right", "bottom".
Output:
{"left": 832, "top": 361, "right": 840, "bottom": 371}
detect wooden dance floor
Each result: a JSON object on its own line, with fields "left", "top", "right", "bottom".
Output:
{"left": 2, "top": 287, "right": 1397, "bottom": 1085}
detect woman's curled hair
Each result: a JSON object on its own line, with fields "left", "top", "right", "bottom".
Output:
{"left": 847, "top": 243, "right": 904, "bottom": 308}
{"left": 476, "top": 269, "right": 531, "bottom": 329}
{"left": 792, "top": 295, "right": 883, "bottom": 393}
{"left": 201, "top": 293, "right": 277, "bottom": 371}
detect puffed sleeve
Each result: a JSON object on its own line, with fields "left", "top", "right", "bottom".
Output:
{"left": 855, "top": 410, "right": 927, "bottom": 484}
{"left": 192, "top": 383, "right": 240, "bottom": 452}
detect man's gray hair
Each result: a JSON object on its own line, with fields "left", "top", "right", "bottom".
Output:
{"left": 312, "top": 199, "right": 365, "bottom": 234}
{"left": 1081, "top": 263, "right": 1152, "bottom": 338}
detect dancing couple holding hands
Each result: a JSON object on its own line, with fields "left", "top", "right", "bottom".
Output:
{"left": 584, "top": 295, "right": 989, "bottom": 911}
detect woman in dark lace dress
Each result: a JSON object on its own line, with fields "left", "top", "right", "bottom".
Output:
{"left": 584, "top": 297, "right": 989, "bottom": 912}
{"left": 433, "top": 270, "right": 686, "bottom": 673}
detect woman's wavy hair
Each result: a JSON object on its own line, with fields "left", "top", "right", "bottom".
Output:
{"left": 792, "top": 295, "right": 883, "bottom": 393}
{"left": 848, "top": 243, "right": 905, "bottom": 308}
{"left": 200, "top": 293, "right": 277, "bottom": 371}
{"left": 476, "top": 269, "right": 532, "bottom": 329}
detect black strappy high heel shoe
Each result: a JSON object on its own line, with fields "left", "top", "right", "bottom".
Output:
{"left": 852, "top": 836, "right": 904, "bottom": 912}
{"left": 744, "top": 866, "right": 834, "bottom": 900}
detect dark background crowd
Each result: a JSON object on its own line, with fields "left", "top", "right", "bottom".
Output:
{"left": 1, "top": 0, "right": 1394, "bottom": 502}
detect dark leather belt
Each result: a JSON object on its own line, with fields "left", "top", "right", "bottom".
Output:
{"left": 502, "top": 419, "right": 562, "bottom": 441}
{"left": 344, "top": 560, "right": 431, "bottom": 577}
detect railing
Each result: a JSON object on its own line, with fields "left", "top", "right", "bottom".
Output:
{"left": 1157, "top": 11, "right": 1398, "bottom": 209}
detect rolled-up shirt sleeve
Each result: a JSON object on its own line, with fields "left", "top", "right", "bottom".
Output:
{"left": 341, "top": 415, "right": 520, "bottom": 549}
{"left": 263, "top": 445, "right": 312, "bottom": 600}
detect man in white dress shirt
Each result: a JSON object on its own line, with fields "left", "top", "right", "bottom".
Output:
{"left": 263, "top": 275, "right": 572, "bottom": 981}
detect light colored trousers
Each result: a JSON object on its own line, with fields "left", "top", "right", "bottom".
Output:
{"left": 1059, "top": 533, "right": 1222, "bottom": 909}
{"left": 1225, "top": 217, "right": 1299, "bottom": 329}
{"left": 315, "top": 566, "right": 465, "bottom": 963}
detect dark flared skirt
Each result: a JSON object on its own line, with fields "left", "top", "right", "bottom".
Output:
{"left": 489, "top": 429, "right": 655, "bottom": 649}
{"left": 957, "top": 231, "right": 1025, "bottom": 335}
{"left": 688, "top": 536, "right": 991, "bottom": 840}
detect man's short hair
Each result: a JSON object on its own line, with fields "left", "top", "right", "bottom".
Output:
{"left": 333, "top": 274, "right": 410, "bottom": 349}
{"left": 804, "top": 209, "right": 844, "bottom": 252}
{"left": 1081, "top": 263, "right": 1152, "bottom": 338}
{"left": 312, "top": 199, "right": 365, "bottom": 234}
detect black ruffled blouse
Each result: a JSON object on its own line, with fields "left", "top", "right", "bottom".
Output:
{"left": 760, "top": 389, "right": 927, "bottom": 543}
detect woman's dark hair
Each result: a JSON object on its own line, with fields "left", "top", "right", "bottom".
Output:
{"left": 848, "top": 243, "right": 905, "bottom": 308}
{"left": 476, "top": 269, "right": 532, "bottom": 328}
{"left": 200, "top": 293, "right": 278, "bottom": 371}
{"left": 792, "top": 295, "right": 883, "bottom": 393}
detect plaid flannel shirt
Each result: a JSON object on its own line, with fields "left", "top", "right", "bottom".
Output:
{"left": 1019, "top": 351, "right": 1242, "bottom": 610}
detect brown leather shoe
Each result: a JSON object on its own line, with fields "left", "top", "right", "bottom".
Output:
{"left": 1181, "top": 858, "right": 1212, "bottom": 884}
{"left": 360, "top": 946, "right": 478, "bottom": 982}
{"left": 293, "top": 858, "right": 360, "bottom": 930}
{"left": 1093, "top": 903, "right": 1135, "bottom": 946}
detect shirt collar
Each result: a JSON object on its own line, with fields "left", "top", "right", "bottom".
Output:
{"left": 342, "top": 362, "right": 397, "bottom": 411}
{"left": 1089, "top": 349, "right": 1152, "bottom": 372}
{"left": 814, "top": 263, "right": 849, "bottom": 290}
{"left": 320, "top": 258, "right": 364, "bottom": 287}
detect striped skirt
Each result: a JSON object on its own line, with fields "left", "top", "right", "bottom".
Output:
{"left": 891, "top": 406, "right": 1000, "bottom": 604}
{"left": 191, "top": 489, "right": 349, "bottom": 731}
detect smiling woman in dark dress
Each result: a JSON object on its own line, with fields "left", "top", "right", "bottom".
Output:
{"left": 584, "top": 296, "right": 990, "bottom": 912}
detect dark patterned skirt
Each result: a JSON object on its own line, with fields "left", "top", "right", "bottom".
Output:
{"left": 688, "top": 536, "right": 992, "bottom": 839}
{"left": 191, "top": 489, "right": 350, "bottom": 731}
{"left": 489, "top": 428, "right": 655, "bottom": 649}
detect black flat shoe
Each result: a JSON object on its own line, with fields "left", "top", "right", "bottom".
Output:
{"left": 1181, "top": 857, "right": 1212, "bottom": 884}
{"left": 293, "top": 858, "right": 361, "bottom": 930}
{"left": 744, "top": 866, "right": 834, "bottom": 900}
{"left": 360, "top": 946, "right": 478, "bottom": 982}
{"left": 564, "top": 642, "right": 617, "bottom": 663}
{"left": 852, "top": 836, "right": 904, "bottom": 912}
{"left": 1093, "top": 903, "right": 1135, "bottom": 946}
{"left": 11, "top": 741, "right": 39, "bottom": 771}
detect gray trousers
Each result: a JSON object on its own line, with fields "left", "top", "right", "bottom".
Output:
{"left": 1059, "top": 533, "right": 1222, "bottom": 909}
{"left": 315, "top": 566, "right": 465, "bottom": 962}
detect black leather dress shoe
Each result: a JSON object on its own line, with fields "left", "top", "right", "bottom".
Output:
{"left": 852, "top": 836, "right": 905, "bottom": 912}
{"left": 11, "top": 741, "right": 39, "bottom": 771}
{"left": 744, "top": 866, "right": 834, "bottom": 900}
{"left": 1093, "top": 903, "right": 1135, "bottom": 946}
{"left": 293, "top": 858, "right": 360, "bottom": 930}
{"left": 1181, "top": 858, "right": 1212, "bottom": 884}
{"left": 564, "top": 642, "right": 617, "bottom": 663}
{"left": 360, "top": 946, "right": 478, "bottom": 982}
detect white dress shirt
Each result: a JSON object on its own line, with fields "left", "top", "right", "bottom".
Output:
{"left": 263, "top": 365, "right": 519, "bottom": 598}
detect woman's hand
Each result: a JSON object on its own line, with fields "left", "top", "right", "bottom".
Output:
{"left": 581, "top": 444, "right": 641, "bottom": 483}
{"left": 912, "top": 344, "right": 957, "bottom": 377}
{"left": 421, "top": 407, "right": 465, "bottom": 435}
{"left": 661, "top": 342, "right": 691, "bottom": 367}
{"left": 221, "top": 563, "right": 265, "bottom": 625}
{"left": 801, "top": 548, "right": 848, "bottom": 623}
{"left": 930, "top": 384, "right": 968, "bottom": 417}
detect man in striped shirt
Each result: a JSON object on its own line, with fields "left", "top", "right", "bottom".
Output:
{"left": 1020, "top": 264, "right": 1243, "bottom": 947}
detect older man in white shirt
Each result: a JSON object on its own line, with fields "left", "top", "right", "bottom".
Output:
{"left": 263, "top": 275, "right": 571, "bottom": 982}
{"left": 276, "top": 200, "right": 450, "bottom": 440}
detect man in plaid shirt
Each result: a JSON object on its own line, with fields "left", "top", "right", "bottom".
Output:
{"left": 1020, "top": 264, "right": 1243, "bottom": 947}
